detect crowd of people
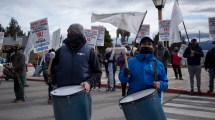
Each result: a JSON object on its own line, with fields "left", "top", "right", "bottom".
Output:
{"left": 2, "top": 23, "right": 215, "bottom": 120}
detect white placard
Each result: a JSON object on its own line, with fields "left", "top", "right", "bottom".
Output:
{"left": 30, "top": 18, "right": 50, "bottom": 53}
{"left": 178, "top": 44, "right": 188, "bottom": 57}
{"left": 209, "top": 17, "right": 215, "bottom": 38}
{"left": 51, "top": 28, "right": 61, "bottom": 50}
{"left": 91, "top": 26, "right": 105, "bottom": 46}
{"left": 159, "top": 20, "right": 170, "bottom": 41}
{"left": 136, "top": 25, "right": 150, "bottom": 43}
{"left": 84, "top": 29, "right": 98, "bottom": 48}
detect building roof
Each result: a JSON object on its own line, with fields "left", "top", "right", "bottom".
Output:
{"left": 3, "top": 36, "right": 28, "bottom": 47}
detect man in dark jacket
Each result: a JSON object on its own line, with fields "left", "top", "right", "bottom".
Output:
{"left": 51, "top": 23, "right": 102, "bottom": 118}
{"left": 10, "top": 45, "right": 26, "bottom": 103}
{"left": 204, "top": 41, "right": 215, "bottom": 93}
{"left": 183, "top": 38, "right": 204, "bottom": 95}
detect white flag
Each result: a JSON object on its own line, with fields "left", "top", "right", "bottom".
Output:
{"left": 91, "top": 12, "right": 147, "bottom": 34}
{"left": 24, "top": 33, "right": 34, "bottom": 63}
{"left": 51, "top": 28, "right": 61, "bottom": 50}
{"left": 169, "top": 0, "right": 184, "bottom": 46}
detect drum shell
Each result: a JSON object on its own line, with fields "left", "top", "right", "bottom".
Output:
{"left": 52, "top": 90, "right": 91, "bottom": 120}
{"left": 120, "top": 90, "right": 166, "bottom": 120}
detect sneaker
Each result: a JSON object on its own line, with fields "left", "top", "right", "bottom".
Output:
{"left": 93, "top": 88, "right": 95, "bottom": 91}
{"left": 179, "top": 78, "right": 184, "bottom": 80}
{"left": 48, "top": 99, "right": 53, "bottom": 104}
{"left": 98, "top": 88, "right": 101, "bottom": 91}
{"left": 24, "top": 84, "right": 30, "bottom": 87}
{"left": 12, "top": 99, "right": 24, "bottom": 103}
{"left": 190, "top": 90, "right": 194, "bottom": 95}
{"left": 175, "top": 77, "right": 178, "bottom": 80}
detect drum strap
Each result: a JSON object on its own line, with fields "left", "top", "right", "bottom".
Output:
{"left": 153, "top": 61, "right": 158, "bottom": 82}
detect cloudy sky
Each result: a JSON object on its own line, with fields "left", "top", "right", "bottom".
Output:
{"left": 0, "top": 0, "right": 214, "bottom": 40}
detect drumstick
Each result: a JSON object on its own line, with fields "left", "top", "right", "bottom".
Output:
{"left": 47, "top": 52, "right": 56, "bottom": 75}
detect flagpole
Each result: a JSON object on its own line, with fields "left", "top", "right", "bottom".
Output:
{"left": 176, "top": 0, "right": 190, "bottom": 43}
{"left": 131, "top": 11, "right": 148, "bottom": 55}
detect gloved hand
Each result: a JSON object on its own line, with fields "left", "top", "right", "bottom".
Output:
{"left": 124, "top": 68, "right": 130, "bottom": 77}
{"left": 205, "top": 67, "right": 209, "bottom": 72}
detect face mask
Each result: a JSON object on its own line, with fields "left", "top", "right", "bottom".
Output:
{"left": 174, "top": 50, "right": 179, "bottom": 53}
{"left": 67, "top": 34, "right": 84, "bottom": 45}
{"left": 140, "top": 47, "right": 153, "bottom": 54}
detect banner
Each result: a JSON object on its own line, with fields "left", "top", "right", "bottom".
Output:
{"left": 30, "top": 18, "right": 50, "bottom": 53}
{"left": 169, "top": 0, "right": 184, "bottom": 46}
{"left": 159, "top": 20, "right": 170, "bottom": 41}
{"left": 91, "top": 26, "right": 105, "bottom": 46}
{"left": 209, "top": 17, "right": 215, "bottom": 38}
{"left": 51, "top": 28, "right": 61, "bottom": 50}
{"left": 0, "top": 32, "right": 4, "bottom": 50}
{"left": 136, "top": 25, "right": 150, "bottom": 43}
{"left": 91, "top": 12, "right": 147, "bottom": 35}
{"left": 84, "top": 29, "right": 98, "bottom": 48}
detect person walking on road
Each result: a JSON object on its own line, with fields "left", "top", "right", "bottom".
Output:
{"left": 42, "top": 49, "right": 55, "bottom": 103}
{"left": 204, "top": 41, "right": 215, "bottom": 93}
{"left": 154, "top": 41, "right": 170, "bottom": 74}
{"left": 51, "top": 23, "right": 102, "bottom": 119}
{"left": 118, "top": 37, "right": 168, "bottom": 101}
{"left": 183, "top": 38, "right": 204, "bottom": 95}
{"left": 171, "top": 47, "right": 183, "bottom": 80}
{"left": 10, "top": 45, "right": 26, "bottom": 103}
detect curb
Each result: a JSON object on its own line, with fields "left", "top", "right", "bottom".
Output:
{"left": 27, "top": 77, "right": 215, "bottom": 97}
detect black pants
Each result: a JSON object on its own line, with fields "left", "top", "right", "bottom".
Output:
{"left": 93, "top": 77, "right": 101, "bottom": 89}
{"left": 121, "top": 83, "right": 127, "bottom": 96}
{"left": 172, "top": 64, "right": 182, "bottom": 78}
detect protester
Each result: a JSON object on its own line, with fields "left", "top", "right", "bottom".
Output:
{"left": 10, "top": 45, "right": 26, "bottom": 103}
{"left": 93, "top": 52, "right": 102, "bottom": 91}
{"left": 183, "top": 38, "right": 204, "bottom": 95}
{"left": 154, "top": 41, "right": 170, "bottom": 74}
{"left": 104, "top": 51, "right": 117, "bottom": 92}
{"left": 51, "top": 23, "right": 102, "bottom": 118}
{"left": 171, "top": 47, "right": 183, "bottom": 80}
{"left": 204, "top": 41, "right": 215, "bottom": 93}
{"left": 42, "top": 49, "right": 55, "bottom": 103}
{"left": 117, "top": 51, "right": 130, "bottom": 97}
{"left": 118, "top": 37, "right": 168, "bottom": 101}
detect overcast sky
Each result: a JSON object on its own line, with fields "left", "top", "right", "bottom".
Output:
{"left": 0, "top": 0, "right": 214, "bottom": 40}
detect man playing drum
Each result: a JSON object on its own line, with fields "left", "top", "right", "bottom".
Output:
{"left": 118, "top": 36, "right": 168, "bottom": 101}
{"left": 50, "top": 23, "right": 102, "bottom": 119}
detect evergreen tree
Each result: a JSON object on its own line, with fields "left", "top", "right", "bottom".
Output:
{"left": 97, "top": 29, "right": 113, "bottom": 55}
{"left": 5, "top": 17, "right": 25, "bottom": 37}
{"left": 0, "top": 24, "right": 5, "bottom": 32}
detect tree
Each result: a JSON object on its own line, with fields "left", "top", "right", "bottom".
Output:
{"left": 97, "top": 29, "right": 113, "bottom": 55}
{"left": 0, "top": 24, "right": 5, "bottom": 32}
{"left": 5, "top": 17, "right": 25, "bottom": 37}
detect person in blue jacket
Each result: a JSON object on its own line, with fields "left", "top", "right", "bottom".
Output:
{"left": 118, "top": 36, "right": 168, "bottom": 100}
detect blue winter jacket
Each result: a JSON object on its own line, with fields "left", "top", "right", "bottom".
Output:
{"left": 118, "top": 54, "right": 168, "bottom": 98}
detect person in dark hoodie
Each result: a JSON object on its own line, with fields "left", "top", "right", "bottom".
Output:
{"left": 51, "top": 23, "right": 102, "bottom": 118}
{"left": 183, "top": 38, "right": 204, "bottom": 95}
{"left": 204, "top": 41, "right": 215, "bottom": 94}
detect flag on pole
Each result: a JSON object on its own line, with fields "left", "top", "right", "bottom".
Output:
{"left": 169, "top": 0, "right": 184, "bottom": 46}
{"left": 91, "top": 12, "right": 147, "bottom": 35}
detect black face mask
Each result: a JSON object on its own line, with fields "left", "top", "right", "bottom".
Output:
{"left": 67, "top": 34, "right": 84, "bottom": 46}
{"left": 140, "top": 47, "right": 153, "bottom": 54}
{"left": 174, "top": 50, "right": 179, "bottom": 53}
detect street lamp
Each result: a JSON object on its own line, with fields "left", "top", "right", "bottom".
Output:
{"left": 152, "top": 0, "right": 166, "bottom": 20}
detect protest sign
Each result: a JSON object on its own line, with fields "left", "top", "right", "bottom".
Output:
{"left": 84, "top": 29, "right": 98, "bottom": 48}
{"left": 91, "top": 26, "right": 105, "bottom": 46}
{"left": 136, "top": 25, "right": 150, "bottom": 43}
{"left": 159, "top": 20, "right": 170, "bottom": 41}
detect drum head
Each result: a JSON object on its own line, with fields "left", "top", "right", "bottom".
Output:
{"left": 120, "top": 88, "right": 156, "bottom": 104}
{"left": 51, "top": 85, "right": 85, "bottom": 96}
